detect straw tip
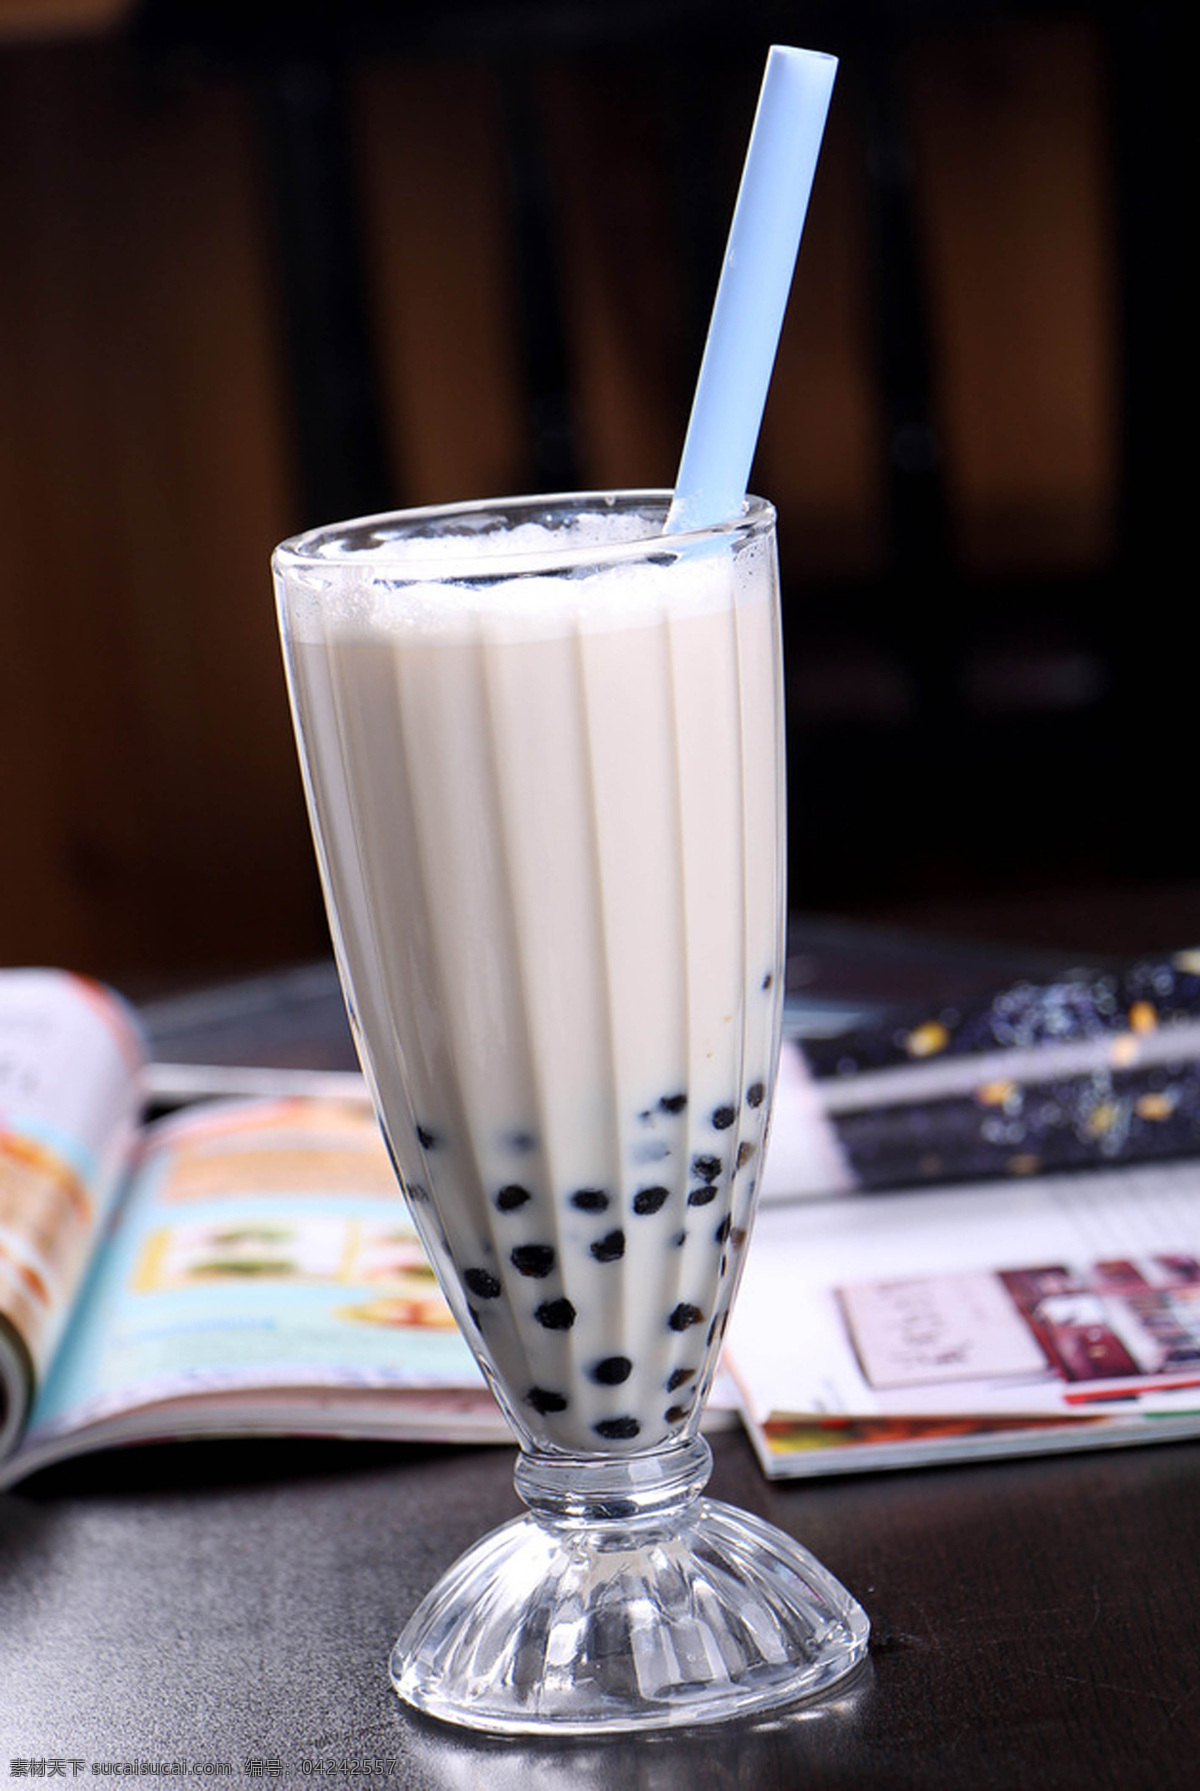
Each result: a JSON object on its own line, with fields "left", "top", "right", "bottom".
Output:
{"left": 769, "top": 44, "right": 838, "bottom": 67}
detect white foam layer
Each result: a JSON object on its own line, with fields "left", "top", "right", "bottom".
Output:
{"left": 345, "top": 510, "right": 660, "bottom": 563}
{"left": 284, "top": 512, "right": 771, "bottom": 643}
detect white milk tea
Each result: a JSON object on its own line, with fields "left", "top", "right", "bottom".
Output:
{"left": 277, "top": 495, "right": 785, "bottom": 1453}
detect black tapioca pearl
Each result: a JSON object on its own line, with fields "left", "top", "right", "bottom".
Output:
{"left": 464, "top": 1267, "right": 502, "bottom": 1300}
{"left": 535, "top": 1298, "right": 576, "bottom": 1330}
{"left": 594, "top": 1416, "right": 641, "bottom": 1441}
{"left": 714, "top": 1213, "right": 733, "bottom": 1245}
{"left": 664, "top": 1405, "right": 690, "bottom": 1424}
{"left": 712, "top": 1105, "right": 736, "bottom": 1131}
{"left": 692, "top": 1154, "right": 722, "bottom": 1181}
{"left": 511, "top": 1243, "right": 555, "bottom": 1278}
{"left": 720, "top": 1252, "right": 729, "bottom": 1276}
{"left": 570, "top": 1188, "right": 609, "bottom": 1212}
{"left": 762, "top": 971, "right": 773, "bottom": 991}
{"left": 507, "top": 1129, "right": 538, "bottom": 1153}
{"left": 730, "top": 1226, "right": 748, "bottom": 1250}
{"left": 633, "top": 1186, "right": 669, "bottom": 1216}
{"left": 406, "top": 1182, "right": 430, "bottom": 1204}
{"left": 687, "top": 1184, "right": 719, "bottom": 1207}
{"left": 669, "top": 1302, "right": 704, "bottom": 1331}
{"left": 667, "top": 1367, "right": 695, "bottom": 1391}
{"left": 527, "top": 1386, "right": 569, "bottom": 1415}
{"left": 736, "top": 1142, "right": 756, "bottom": 1170}
{"left": 659, "top": 1092, "right": 688, "bottom": 1115}
{"left": 590, "top": 1229, "right": 626, "bottom": 1263}
{"left": 746, "top": 1081, "right": 766, "bottom": 1109}
{"left": 415, "top": 1124, "right": 439, "bottom": 1149}
{"left": 592, "top": 1356, "right": 632, "bottom": 1385}
{"left": 495, "top": 1184, "right": 532, "bottom": 1212}
{"left": 670, "top": 1229, "right": 687, "bottom": 1248}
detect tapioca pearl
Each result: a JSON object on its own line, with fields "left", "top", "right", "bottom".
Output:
{"left": 535, "top": 1298, "right": 576, "bottom": 1330}
{"left": 730, "top": 1226, "right": 748, "bottom": 1250}
{"left": 633, "top": 1186, "right": 669, "bottom": 1216}
{"left": 714, "top": 1214, "right": 733, "bottom": 1245}
{"left": 594, "top": 1416, "right": 640, "bottom": 1441}
{"left": 526, "top": 1386, "right": 569, "bottom": 1415}
{"left": 664, "top": 1404, "right": 691, "bottom": 1424}
{"left": 736, "top": 1142, "right": 756, "bottom": 1170}
{"left": 415, "top": 1124, "right": 440, "bottom": 1149}
{"left": 506, "top": 1129, "right": 538, "bottom": 1153}
{"left": 670, "top": 1229, "right": 687, "bottom": 1248}
{"left": 511, "top": 1243, "right": 555, "bottom": 1278}
{"left": 746, "top": 1082, "right": 766, "bottom": 1109}
{"left": 712, "top": 1105, "right": 736, "bottom": 1131}
{"left": 687, "top": 1184, "right": 718, "bottom": 1207}
{"left": 691, "top": 1154, "right": 722, "bottom": 1182}
{"left": 659, "top": 1093, "right": 688, "bottom": 1115}
{"left": 495, "top": 1184, "right": 532, "bottom": 1212}
{"left": 570, "top": 1188, "right": 609, "bottom": 1212}
{"left": 590, "top": 1229, "right": 626, "bottom": 1264}
{"left": 666, "top": 1367, "right": 695, "bottom": 1392}
{"left": 668, "top": 1302, "right": 705, "bottom": 1332}
{"left": 405, "top": 1181, "right": 430, "bottom": 1205}
{"left": 591, "top": 1356, "right": 633, "bottom": 1385}
{"left": 761, "top": 971, "right": 773, "bottom": 991}
{"left": 464, "top": 1267, "right": 502, "bottom": 1300}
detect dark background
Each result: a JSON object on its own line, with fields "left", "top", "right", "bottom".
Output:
{"left": 1, "top": 0, "right": 1190, "bottom": 987}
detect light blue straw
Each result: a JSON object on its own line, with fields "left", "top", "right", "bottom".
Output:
{"left": 665, "top": 45, "right": 837, "bottom": 534}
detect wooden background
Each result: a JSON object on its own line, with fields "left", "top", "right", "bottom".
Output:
{"left": 0, "top": 7, "right": 1160, "bottom": 987}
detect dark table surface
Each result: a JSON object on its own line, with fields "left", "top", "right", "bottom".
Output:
{"left": 6, "top": 1430, "right": 1200, "bottom": 1789}
{"left": 5, "top": 928, "right": 1200, "bottom": 1788}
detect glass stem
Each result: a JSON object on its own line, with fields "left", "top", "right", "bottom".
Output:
{"left": 513, "top": 1434, "right": 713, "bottom": 1529}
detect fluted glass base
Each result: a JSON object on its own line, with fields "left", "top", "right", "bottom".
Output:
{"left": 390, "top": 1438, "right": 869, "bottom": 1734}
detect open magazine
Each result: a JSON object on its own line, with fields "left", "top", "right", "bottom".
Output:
{"left": 722, "top": 938, "right": 1200, "bottom": 1474}
{"left": 0, "top": 969, "right": 508, "bottom": 1487}
{"left": 726, "top": 1159, "right": 1200, "bottom": 1476}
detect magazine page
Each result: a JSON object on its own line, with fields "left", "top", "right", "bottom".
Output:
{"left": 2, "top": 1095, "right": 495, "bottom": 1484}
{"left": 765, "top": 949, "right": 1200, "bottom": 1202}
{"left": 727, "top": 1156, "right": 1200, "bottom": 1476}
{"left": 0, "top": 970, "right": 144, "bottom": 1459}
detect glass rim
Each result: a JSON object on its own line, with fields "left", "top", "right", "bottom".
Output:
{"left": 272, "top": 489, "right": 776, "bottom": 580}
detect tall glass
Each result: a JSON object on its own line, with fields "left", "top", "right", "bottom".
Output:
{"left": 273, "top": 490, "right": 868, "bottom": 1732}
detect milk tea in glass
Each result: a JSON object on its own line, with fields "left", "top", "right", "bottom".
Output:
{"left": 274, "top": 490, "right": 868, "bottom": 1733}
